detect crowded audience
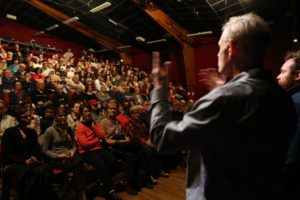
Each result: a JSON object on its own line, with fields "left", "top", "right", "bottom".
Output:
{"left": 0, "top": 40, "right": 194, "bottom": 200}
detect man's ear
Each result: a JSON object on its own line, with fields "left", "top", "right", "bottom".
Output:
{"left": 228, "top": 39, "right": 238, "bottom": 58}
{"left": 294, "top": 70, "right": 300, "bottom": 81}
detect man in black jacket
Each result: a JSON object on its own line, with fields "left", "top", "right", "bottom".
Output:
{"left": 277, "top": 51, "right": 300, "bottom": 199}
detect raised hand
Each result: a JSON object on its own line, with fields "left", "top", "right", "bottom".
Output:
{"left": 151, "top": 51, "right": 171, "bottom": 89}
{"left": 198, "top": 68, "right": 226, "bottom": 91}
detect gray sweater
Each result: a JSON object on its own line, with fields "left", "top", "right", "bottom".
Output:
{"left": 39, "top": 125, "right": 76, "bottom": 159}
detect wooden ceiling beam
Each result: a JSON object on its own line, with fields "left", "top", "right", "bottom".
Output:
{"left": 133, "top": 1, "right": 197, "bottom": 88}
{"left": 27, "top": 0, "right": 120, "bottom": 52}
{"left": 133, "top": 1, "right": 195, "bottom": 45}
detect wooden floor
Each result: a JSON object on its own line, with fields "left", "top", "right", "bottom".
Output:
{"left": 95, "top": 167, "right": 186, "bottom": 200}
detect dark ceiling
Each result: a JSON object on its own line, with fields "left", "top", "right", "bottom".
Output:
{"left": 0, "top": 0, "right": 298, "bottom": 53}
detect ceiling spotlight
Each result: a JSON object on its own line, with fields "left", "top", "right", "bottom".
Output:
{"left": 63, "top": 16, "right": 79, "bottom": 24}
{"left": 46, "top": 24, "right": 59, "bottom": 31}
{"left": 293, "top": 38, "right": 298, "bottom": 43}
{"left": 186, "top": 31, "right": 213, "bottom": 37}
{"left": 90, "top": 2, "right": 111, "bottom": 13}
{"left": 136, "top": 36, "right": 146, "bottom": 43}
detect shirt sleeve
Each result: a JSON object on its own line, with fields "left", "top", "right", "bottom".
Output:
{"left": 150, "top": 86, "right": 227, "bottom": 153}
{"left": 76, "top": 123, "right": 100, "bottom": 149}
{"left": 40, "top": 128, "right": 58, "bottom": 159}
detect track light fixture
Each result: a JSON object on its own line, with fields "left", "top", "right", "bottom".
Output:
{"left": 146, "top": 39, "right": 167, "bottom": 44}
{"left": 63, "top": 16, "right": 79, "bottom": 24}
{"left": 108, "top": 18, "right": 118, "bottom": 26}
{"left": 6, "top": 14, "right": 17, "bottom": 20}
{"left": 116, "top": 45, "right": 132, "bottom": 49}
{"left": 33, "top": 31, "right": 45, "bottom": 36}
{"left": 46, "top": 24, "right": 59, "bottom": 31}
{"left": 186, "top": 31, "right": 213, "bottom": 37}
{"left": 90, "top": 2, "right": 111, "bottom": 13}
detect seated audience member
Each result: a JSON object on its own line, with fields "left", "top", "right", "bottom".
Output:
{"left": 75, "top": 103, "right": 121, "bottom": 200}
{"left": 40, "top": 105, "right": 55, "bottom": 135}
{"left": 8, "top": 59, "right": 19, "bottom": 74}
{"left": 109, "top": 85, "right": 125, "bottom": 105}
{"left": 14, "top": 63, "right": 27, "bottom": 82}
{"left": 72, "top": 85, "right": 85, "bottom": 103}
{"left": 44, "top": 75, "right": 56, "bottom": 95}
{"left": 123, "top": 85, "right": 134, "bottom": 102}
{"left": 23, "top": 72, "right": 35, "bottom": 93}
{"left": 2, "top": 69, "right": 16, "bottom": 93}
{"left": 139, "top": 100, "right": 151, "bottom": 128}
{"left": 88, "top": 99, "right": 103, "bottom": 122}
{"left": 30, "top": 79, "right": 49, "bottom": 116}
{"left": 84, "top": 85, "right": 98, "bottom": 102}
{"left": 116, "top": 103, "right": 130, "bottom": 128}
{"left": 133, "top": 87, "right": 144, "bottom": 105}
{"left": 49, "top": 69, "right": 61, "bottom": 86}
{"left": 41, "top": 62, "right": 51, "bottom": 76}
{"left": 32, "top": 67, "right": 46, "bottom": 81}
{"left": 1, "top": 106, "right": 53, "bottom": 200}
{"left": 39, "top": 109, "right": 87, "bottom": 199}
{"left": 51, "top": 84, "right": 69, "bottom": 108}
{"left": 0, "top": 99, "right": 18, "bottom": 141}
{"left": 94, "top": 75, "right": 106, "bottom": 92}
{"left": 68, "top": 74, "right": 85, "bottom": 93}
{"left": 8, "top": 80, "right": 27, "bottom": 106}
{"left": 27, "top": 103, "right": 41, "bottom": 136}
{"left": 96, "top": 85, "right": 111, "bottom": 109}
{"left": 125, "top": 105, "right": 168, "bottom": 180}
{"left": 101, "top": 101, "right": 154, "bottom": 193}
{"left": 67, "top": 102, "right": 82, "bottom": 132}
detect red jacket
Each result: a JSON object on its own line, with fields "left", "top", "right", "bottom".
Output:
{"left": 75, "top": 122, "right": 106, "bottom": 154}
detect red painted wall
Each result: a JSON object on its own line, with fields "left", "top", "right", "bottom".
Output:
{"left": 0, "top": 18, "right": 85, "bottom": 56}
{"left": 131, "top": 51, "right": 151, "bottom": 73}
{"left": 193, "top": 36, "right": 219, "bottom": 97}
{"left": 130, "top": 45, "right": 185, "bottom": 86}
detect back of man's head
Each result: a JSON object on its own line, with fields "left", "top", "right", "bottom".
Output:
{"left": 222, "top": 13, "right": 271, "bottom": 62}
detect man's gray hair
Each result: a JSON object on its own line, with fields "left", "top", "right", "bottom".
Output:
{"left": 222, "top": 13, "right": 271, "bottom": 61}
